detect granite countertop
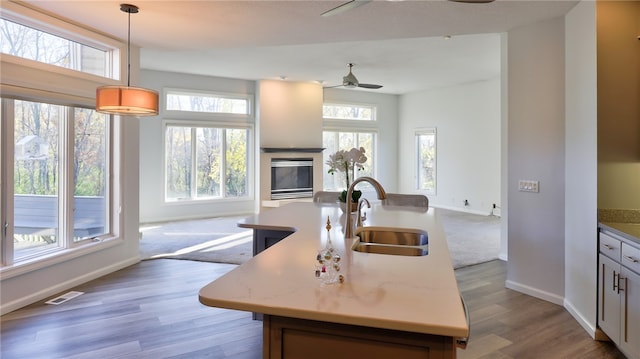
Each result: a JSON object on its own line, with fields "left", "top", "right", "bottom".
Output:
{"left": 599, "top": 222, "right": 640, "bottom": 244}
{"left": 199, "top": 202, "right": 469, "bottom": 338}
{"left": 599, "top": 209, "right": 640, "bottom": 245}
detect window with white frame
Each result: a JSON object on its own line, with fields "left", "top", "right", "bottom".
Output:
{"left": 415, "top": 128, "right": 436, "bottom": 194}
{"left": 164, "top": 90, "right": 253, "bottom": 202}
{"left": 165, "top": 124, "right": 251, "bottom": 201}
{"left": 322, "top": 131, "right": 376, "bottom": 191}
{"left": 322, "top": 103, "right": 377, "bottom": 191}
{"left": 166, "top": 89, "right": 251, "bottom": 115}
{"left": 3, "top": 99, "right": 111, "bottom": 263}
{"left": 1, "top": 9, "right": 117, "bottom": 267}
{"left": 1, "top": 17, "right": 109, "bottom": 77}
{"left": 323, "top": 103, "right": 375, "bottom": 121}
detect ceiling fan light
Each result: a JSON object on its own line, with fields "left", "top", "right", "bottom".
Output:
{"left": 96, "top": 86, "right": 159, "bottom": 116}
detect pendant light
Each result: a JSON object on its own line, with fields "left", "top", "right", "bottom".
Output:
{"left": 96, "top": 4, "right": 158, "bottom": 116}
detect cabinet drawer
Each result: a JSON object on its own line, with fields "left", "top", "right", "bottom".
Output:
{"left": 621, "top": 243, "right": 640, "bottom": 274}
{"left": 600, "top": 232, "right": 622, "bottom": 261}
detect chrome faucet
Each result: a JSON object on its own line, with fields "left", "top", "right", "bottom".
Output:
{"left": 356, "top": 198, "right": 370, "bottom": 228}
{"left": 344, "top": 177, "right": 387, "bottom": 238}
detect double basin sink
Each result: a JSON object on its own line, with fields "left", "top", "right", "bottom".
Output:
{"left": 351, "top": 227, "right": 429, "bottom": 256}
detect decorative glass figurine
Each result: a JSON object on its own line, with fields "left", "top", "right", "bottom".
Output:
{"left": 315, "top": 217, "right": 344, "bottom": 284}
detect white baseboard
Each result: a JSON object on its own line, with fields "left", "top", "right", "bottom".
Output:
{"left": 0, "top": 256, "right": 139, "bottom": 316}
{"left": 505, "top": 279, "right": 564, "bottom": 306}
{"left": 563, "top": 298, "right": 597, "bottom": 338}
{"left": 430, "top": 204, "right": 498, "bottom": 217}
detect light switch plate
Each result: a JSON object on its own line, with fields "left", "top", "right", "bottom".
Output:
{"left": 518, "top": 180, "right": 539, "bottom": 193}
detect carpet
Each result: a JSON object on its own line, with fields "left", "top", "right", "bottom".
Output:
{"left": 139, "top": 209, "right": 501, "bottom": 269}
{"left": 438, "top": 209, "right": 501, "bottom": 269}
{"left": 139, "top": 216, "right": 254, "bottom": 264}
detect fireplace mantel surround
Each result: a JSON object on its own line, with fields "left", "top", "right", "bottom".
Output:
{"left": 257, "top": 80, "right": 324, "bottom": 210}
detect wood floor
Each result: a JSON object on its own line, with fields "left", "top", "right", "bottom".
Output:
{"left": 1, "top": 259, "right": 626, "bottom": 359}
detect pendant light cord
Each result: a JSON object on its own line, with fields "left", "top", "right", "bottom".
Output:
{"left": 126, "top": 7, "right": 131, "bottom": 87}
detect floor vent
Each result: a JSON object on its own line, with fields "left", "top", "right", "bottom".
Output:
{"left": 45, "top": 291, "right": 84, "bottom": 305}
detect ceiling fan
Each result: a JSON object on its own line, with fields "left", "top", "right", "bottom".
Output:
{"left": 321, "top": 0, "right": 495, "bottom": 17}
{"left": 326, "top": 63, "right": 383, "bottom": 90}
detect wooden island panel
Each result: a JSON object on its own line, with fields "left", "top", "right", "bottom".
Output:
{"left": 264, "top": 315, "right": 455, "bottom": 359}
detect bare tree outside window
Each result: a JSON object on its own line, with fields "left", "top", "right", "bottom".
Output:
{"left": 165, "top": 125, "right": 249, "bottom": 201}
{"left": 1, "top": 18, "right": 107, "bottom": 76}
{"left": 11, "top": 100, "right": 109, "bottom": 259}
{"left": 416, "top": 129, "right": 436, "bottom": 194}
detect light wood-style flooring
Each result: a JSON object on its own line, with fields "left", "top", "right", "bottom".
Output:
{"left": 1, "top": 259, "right": 626, "bottom": 359}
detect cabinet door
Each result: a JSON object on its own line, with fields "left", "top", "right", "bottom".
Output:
{"left": 620, "top": 267, "right": 640, "bottom": 358}
{"left": 599, "top": 254, "right": 621, "bottom": 342}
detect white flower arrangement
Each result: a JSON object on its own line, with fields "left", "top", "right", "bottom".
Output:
{"left": 326, "top": 147, "right": 367, "bottom": 203}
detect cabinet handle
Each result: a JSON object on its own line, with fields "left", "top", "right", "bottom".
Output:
{"left": 601, "top": 264, "right": 606, "bottom": 321}
{"left": 623, "top": 277, "right": 629, "bottom": 343}
{"left": 602, "top": 243, "right": 615, "bottom": 250}
{"left": 613, "top": 271, "right": 619, "bottom": 292}
{"left": 623, "top": 255, "right": 639, "bottom": 263}
{"left": 617, "top": 273, "right": 624, "bottom": 294}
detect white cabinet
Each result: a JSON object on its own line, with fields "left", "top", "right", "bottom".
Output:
{"left": 620, "top": 265, "right": 640, "bottom": 358}
{"left": 598, "top": 231, "right": 640, "bottom": 359}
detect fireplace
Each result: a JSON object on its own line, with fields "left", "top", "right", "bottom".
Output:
{"left": 270, "top": 158, "right": 313, "bottom": 200}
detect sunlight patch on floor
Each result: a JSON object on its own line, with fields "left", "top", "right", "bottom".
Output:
{"left": 149, "top": 230, "right": 252, "bottom": 258}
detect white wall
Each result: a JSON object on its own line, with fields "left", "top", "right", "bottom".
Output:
{"left": 506, "top": 16, "right": 566, "bottom": 304}
{"left": 323, "top": 88, "right": 400, "bottom": 192}
{"left": 139, "top": 70, "right": 256, "bottom": 223}
{"left": 398, "top": 79, "right": 501, "bottom": 215}
{"left": 564, "top": 0, "right": 598, "bottom": 336}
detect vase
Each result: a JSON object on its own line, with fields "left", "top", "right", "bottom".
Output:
{"left": 339, "top": 201, "right": 358, "bottom": 213}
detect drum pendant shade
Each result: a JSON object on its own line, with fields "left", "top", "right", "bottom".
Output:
{"left": 96, "top": 86, "right": 158, "bottom": 116}
{"left": 96, "top": 4, "right": 158, "bottom": 116}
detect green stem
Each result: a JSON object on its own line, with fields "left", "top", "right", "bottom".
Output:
{"left": 345, "top": 161, "right": 350, "bottom": 189}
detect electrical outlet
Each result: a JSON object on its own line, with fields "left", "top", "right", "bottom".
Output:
{"left": 518, "top": 180, "right": 539, "bottom": 193}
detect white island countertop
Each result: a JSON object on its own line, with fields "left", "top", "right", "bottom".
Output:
{"left": 199, "top": 202, "right": 469, "bottom": 339}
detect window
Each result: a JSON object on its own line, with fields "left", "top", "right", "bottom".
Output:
{"left": 166, "top": 90, "right": 251, "bottom": 115}
{"left": 0, "top": 18, "right": 109, "bottom": 77}
{"left": 322, "top": 102, "right": 377, "bottom": 191}
{"left": 323, "top": 103, "right": 375, "bottom": 121}
{"left": 1, "top": 7, "right": 117, "bottom": 267}
{"left": 322, "top": 131, "right": 376, "bottom": 191}
{"left": 416, "top": 128, "right": 436, "bottom": 194}
{"left": 165, "top": 124, "right": 250, "bottom": 201}
{"left": 4, "top": 99, "right": 110, "bottom": 262}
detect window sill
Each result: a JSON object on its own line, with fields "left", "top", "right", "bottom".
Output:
{"left": 0, "top": 236, "right": 124, "bottom": 280}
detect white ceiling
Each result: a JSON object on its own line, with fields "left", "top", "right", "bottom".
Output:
{"left": 22, "top": 0, "right": 578, "bottom": 94}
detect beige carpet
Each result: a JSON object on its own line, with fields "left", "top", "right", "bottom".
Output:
{"left": 139, "top": 208, "right": 501, "bottom": 268}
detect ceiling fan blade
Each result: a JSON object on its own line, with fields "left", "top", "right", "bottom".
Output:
{"left": 358, "top": 83, "right": 383, "bottom": 89}
{"left": 321, "top": 0, "right": 372, "bottom": 17}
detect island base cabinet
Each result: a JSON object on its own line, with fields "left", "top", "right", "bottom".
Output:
{"left": 263, "top": 315, "right": 456, "bottom": 359}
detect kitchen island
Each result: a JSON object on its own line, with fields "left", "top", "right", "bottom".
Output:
{"left": 199, "top": 202, "right": 468, "bottom": 358}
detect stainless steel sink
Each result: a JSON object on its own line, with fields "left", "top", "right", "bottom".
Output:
{"left": 352, "top": 227, "right": 429, "bottom": 256}
{"left": 355, "top": 227, "right": 428, "bottom": 246}
{"left": 352, "top": 242, "right": 428, "bottom": 256}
